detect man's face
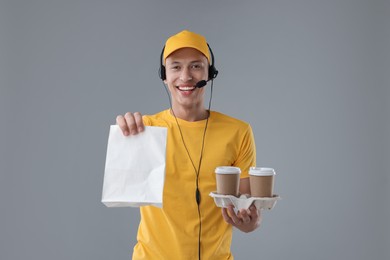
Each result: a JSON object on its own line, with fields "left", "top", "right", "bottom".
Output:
{"left": 164, "top": 47, "right": 209, "bottom": 109}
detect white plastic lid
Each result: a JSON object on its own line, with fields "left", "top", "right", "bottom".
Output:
{"left": 249, "top": 167, "right": 275, "bottom": 176}
{"left": 215, "top": 166, "right": 241, "bottom": 174}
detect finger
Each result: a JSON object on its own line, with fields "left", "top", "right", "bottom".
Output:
{"left": 227, "top": 205, "right": 242, "bottom": 225}
{"left": 249, "top": 205, "right": 260, "bottom": 221}
{"left": 124, "top": 112, "right": 138, "bottom": 135}
{"left": 239, "top": 209, "right": 251, "bottom": 224}
{"left": 133, "top": 112, "right": 144, "bottom": 132}
{"left": 221, "top": 208, "right": 234, "bottom": 225}
{"left": 116, "top": 115, "right": 129, "bottom": 136}
{"left": 249, "top": 205, "right": 258, "bottom": 215}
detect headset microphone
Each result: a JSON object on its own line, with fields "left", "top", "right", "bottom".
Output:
{"left": 195, "top": 67, "right": 219, "bottom": 88}
{"left": 195, "top": 79, "right": 209, "bottom": 88}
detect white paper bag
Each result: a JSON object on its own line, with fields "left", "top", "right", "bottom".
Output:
{"left": 102, "top": 125, "right": 167, "bottom": 208}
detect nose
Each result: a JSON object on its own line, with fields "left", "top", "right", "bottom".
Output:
{"left": 179, "top": 67, "right": 193, "bottom": 82}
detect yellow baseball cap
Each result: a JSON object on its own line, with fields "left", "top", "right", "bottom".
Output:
{"left": 163, "top": 30, "right": 210, "bottom": 63}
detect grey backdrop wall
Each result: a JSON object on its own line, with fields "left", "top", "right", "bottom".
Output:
{"left": 1, "top": 0, "right": 389, "bottom": 259}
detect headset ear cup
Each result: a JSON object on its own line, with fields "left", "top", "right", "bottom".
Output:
{"left": 160, "top": 65, "right": 166, "bottom": 80}
{"left": 208, "top": 65, "right": 218, "bottom": 80}
{"left": 159, "top": 46, "right": 166, "bottom": 80}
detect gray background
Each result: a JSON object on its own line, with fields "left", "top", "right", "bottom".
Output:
{"left": 1, "top": 0, "right": 389, "bottom": 259}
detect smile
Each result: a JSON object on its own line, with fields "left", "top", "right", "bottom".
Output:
{"left": 176, "top": 86, "right": 196, "bottom": 92}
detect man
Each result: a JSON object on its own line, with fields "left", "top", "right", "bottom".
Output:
{"left": 116, "top": 30, "right": 261, "bottom": 259}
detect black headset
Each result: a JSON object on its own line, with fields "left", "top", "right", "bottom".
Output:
{"left": 158, "top": 43, "right": 219, "bottom": 81}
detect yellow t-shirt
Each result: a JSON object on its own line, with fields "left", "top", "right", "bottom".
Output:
{"left": 132, "top": 109, "right": 256, "bottom": 260}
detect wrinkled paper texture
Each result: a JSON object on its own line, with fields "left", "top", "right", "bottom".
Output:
{"left": 102, "top": 125, "right": 167, "bottom": 208}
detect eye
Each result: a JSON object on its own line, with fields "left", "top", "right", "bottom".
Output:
{"left": 191, "top": 63, "right": 203, "bottom": 70}
{"left": 170, "top": 65, "right": 180, "bottom": 71}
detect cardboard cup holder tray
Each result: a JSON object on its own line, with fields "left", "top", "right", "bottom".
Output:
{"left": 209, "top": 191, "right": 280, "bottom": 210}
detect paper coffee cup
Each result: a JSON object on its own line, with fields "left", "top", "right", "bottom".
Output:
{"left": 249, "top": 167, "right": 275, "bottom": 197}
{"left": 215, "top": 166, "right": 241, "bottom": 197}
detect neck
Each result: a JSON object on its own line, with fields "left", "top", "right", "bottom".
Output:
{"left": 170, "top": 104, "right": 209, "bottom": 122}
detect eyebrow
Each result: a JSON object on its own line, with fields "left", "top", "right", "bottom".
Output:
{"left": 167, "top": 60, "right": 204, "bottom": 65}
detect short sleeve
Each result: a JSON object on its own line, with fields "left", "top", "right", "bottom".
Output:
{"left": 142, "top": 115, "right": 152, "bottom": 126}
{"left": 234, "top": 124, "right": 256, "bottom": 178}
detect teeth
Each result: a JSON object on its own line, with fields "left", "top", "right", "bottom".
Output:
{"left": 178, "top": 86, "right": 195, "bottom": 91}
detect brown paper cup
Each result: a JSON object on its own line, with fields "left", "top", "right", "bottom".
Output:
{"left": 215, "top": 166, "right": 241, "bottom": 197}
{"left": 249, "top": 167, "right": 275, "bottom": 197}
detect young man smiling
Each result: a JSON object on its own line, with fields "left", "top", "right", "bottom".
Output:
{"left": 116, "top": 30, "right": 261, "bottom": 259}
